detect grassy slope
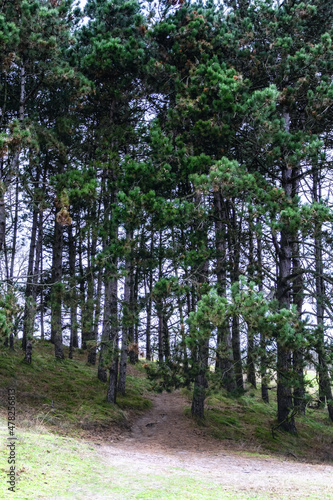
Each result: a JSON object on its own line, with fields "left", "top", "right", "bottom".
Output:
{"left": 202, "top": 389, "right": 333, "bottom": 462}
{"left": 0, "top": 341, "right": 152, "bottom": 437}
{"left": 0, "top": 340, "right": 332, "bottom": 499}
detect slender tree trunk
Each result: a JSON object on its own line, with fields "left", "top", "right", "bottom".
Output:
{"left": 22, "top": 202, "right": 38, "bottom": 361}
{"left": 0, "top": 191, "right": 5, "bottom": 253}
{"left": 257, "top": 232, "right": 269, "bottom": 403}
{"left": 98, "top": 172, "right": 118, "bottom": 395}
{"left": 163, "top": 313, "right": 170, "bottom": 360}
{"left": 171, "top": 227, "right": 188, "bottom": 367}
{"left": 213, "top": 190, "right": 236, "bottom": 392}
{"left": 40, "top": 242, "right": 45, "bottom": 341}
{"left": 276, "top": 113, "right": 297, "bottom": 432}
{"left": 85, "top": 271, "right": 95, "bottom": 361}
{"left": 51, "top": 215, "right": 64, "bottom": 360}
{"left": 191, "top": 256, "right": 209, "bottom": 418}
{"left": 191, "top": 193, "right": 209, "bottom": 418}
{"left": 157, "top": 307, "right": 164, "bottom": 363}
{"left": 290, "top": 166, "right": 305, "bottom": 414}
{"left": 90, "top": 270, "right": 102, "bottom": 365}
{"left": 229, "top": 202, "right": 244, "bottom": 392}
{"left": 145, "top": 239, "right": 154, "bottom": 361}
{"left": 292, "top": 243, "right": 305, "bottom": 413}
{"left": 78, "top": 227, "right": 85, "bottom": 349}
{"left": 128, "top": 249, "right": 137, "bottom": 365}
{"left": 313, "top": 168, "right": 333, "bottom": 421}
{"left": 107, "top": 275, "right": 119, "bottom": 402}
{"left": 157, "top": 230, "right": 164, "bottom": 363}
{"left": 133, "top": 267, "right": 140, "bottom": 363}
{"left": 247, "top": 326, "right": 257, "bottom": 388}
{"left": 118, "top": 229, "right": 132, "bottom": 395}
{"left": 10, "top": 178, "right": 19, "bottom": 281}
{"left": 247, "top": 228, "right": 256, "bottom": 388}
{"left": 68, "top": 224, "right": 78, "bottom": 352}
{"left": 81, "top": 223, "right": 92, "bottom": 351}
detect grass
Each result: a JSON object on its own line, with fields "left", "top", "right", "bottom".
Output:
{"left": 0, "top": 340, "right": 152, "bottom": 437}
{"left": 1, "top": 341, "right": 332, "bottom": 464}
{"left": 0, "top": 341, "right": 332, "bottom": 498}
{"left": 197, "top": 385, "right": 333, "bottom": 462}
{"left": 2, "top": 423, "right": 330, "bottom": 500}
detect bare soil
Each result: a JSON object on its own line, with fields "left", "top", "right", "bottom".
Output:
{"left": 96, "top": 391, "right": 333, "bottom": 499}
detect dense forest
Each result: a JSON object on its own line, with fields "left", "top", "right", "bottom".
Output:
{"left": 0, "top": 0, "right": 332, "bottom": 436}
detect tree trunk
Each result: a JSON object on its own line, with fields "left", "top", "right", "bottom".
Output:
{"left": 213, "top": 190, "right": 236, "bottom": 392}
{"left": 118, "top": 230, "right": 132, "bottom": 395}
{"left": 82, "top": 222, "right": 96, "bottom": 362}
{"left": 133, "top": 267, "right": 140, "bottom": 364}
{"left": 68, "top": 224, "right": 78, "bottom": 351}
{"left": 276, "top": 130, "right": 297, "bottom": 432}
{"left": 99, "top": 173, "right": 119, "bottom": 393}
{"left": 98, "top": 273, "right": 118, "bottom": 385}
{"left": 191, "top": 370, "right": 208, "bottom": 419}
{"left": 191, "top": 193, "right": 209, "bottom": 418}
{"left": 157, "top": 307, "right": 163, "bottom": 363}
{"left": 257, "top": 232, "right": 269, "bottom": 402}
{"left": 247, "top": 325, "right": 257, "bottom": 388}
{"left": 157, "top": 230, "right": 164, "bottom": 363}
{"left": 145, "top": 272, "right": 153, "bottom": 361}
{"left": 247, "top": 228, "right": 256, "bottom": 388}
{"left": 10, "top": 178, "right": 19, "bottom": 281}
{"left": 0, "top": 192, "right": 5, "bottom": 253}
{"left": 23, "top": 201, "right": 39, "bottom": 361}
{"left": 107, "top": 275, "right": 119, "bottom": 403}
{"left": 313, "top": 167, "right": 333, "bottom": 421}
{"left": 292, "top": 243, "right": 305, "bottom": 413}
{"left": 51, "top": 216, "right": 64, "bottom": 360}
{"left": 90, "top": 269, "right": 102, "bottom": 365}
{"left": 228, "top": 201, "right": 244, "bottom": 392}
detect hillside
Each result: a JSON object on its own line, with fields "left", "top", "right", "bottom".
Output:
{"left": 1, "top": 341, "right": 333, "bottom": 499}
{"left": 0, "top": 341, "right": 332, "bottom": 459}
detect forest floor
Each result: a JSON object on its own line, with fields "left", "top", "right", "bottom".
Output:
{"left": 1, "top": 345, "right": 333, "bottom": 499}
{"left": 84, "top": 391, "right": 333, "bottom": 500}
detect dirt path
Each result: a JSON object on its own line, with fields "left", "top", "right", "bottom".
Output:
{"left": 120, "top": 391, "right": 217, "bottom": 452}
{"left": 94, "top": 391, "right": 333, "bottom": 499}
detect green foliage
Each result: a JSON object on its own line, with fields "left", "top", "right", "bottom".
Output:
{"left": 0, "top": 285, "right": 21, "bottom": 339}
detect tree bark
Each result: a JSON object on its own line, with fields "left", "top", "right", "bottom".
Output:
{"left": 257, "top": 233, "right": 269, "bottom": 403}
{"left": 118, "top": 229, "right": 132, "bottom": 395}
{"left": 229, "top": 201, "right": 244, "bottom": 392}
{"left": 68, "top": 224, "right": 78, "bottom": 352}
{"left": 90, "top": 269, "right": 102, "bottom": 365}
{"left": 191, "top": 193, "right": 209, "bottom": 418}
{"left": 247, "top": 228, "right": 256, "bottom": 388}
{"left": 276, "top": 134, "right": 297, "bottom": 432}
{"left": 313, "top": 167, "right": 333, "bottom": 421}
{"left": 51, "top": 216, "right": 64, "bottom": 360}
{"left": 247, "top": 325, "right": 257, "bottom": 388}
{"left": 213, "top": 190, "right": 236, "bottom": 392}
{"left": 22, "top": 194, "right": 39, "bottom": 361}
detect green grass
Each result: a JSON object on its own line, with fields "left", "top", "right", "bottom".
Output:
{"left": 0, "top": 340, "right": 152, "bottom": 436}
{"left": 200, "top": 386, "right": 333, "bottom": 462}
{"left": 0, "top": 342, "right": 332, "bottom": 498}
{"left": 2, "top": 422, "right": 330, "bottom": 500}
